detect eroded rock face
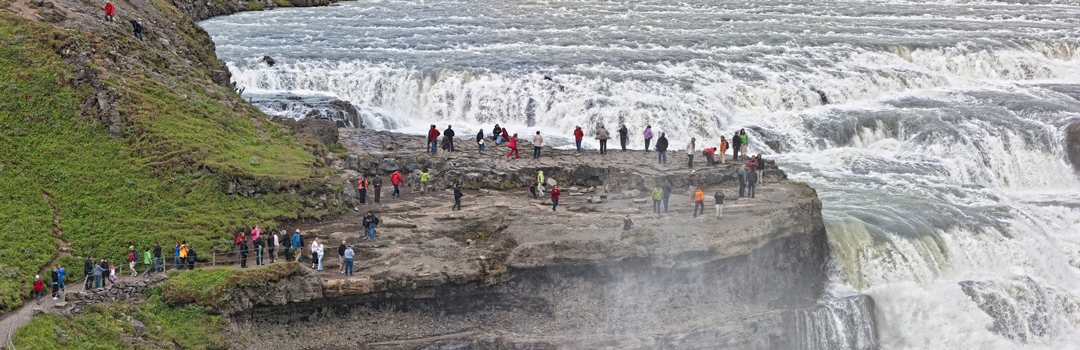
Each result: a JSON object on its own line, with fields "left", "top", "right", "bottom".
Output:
{"left": 1066, "top": 122, "right": 1080, "bottom": 174}
{"left": 294, "top": 118, "right": 339, "bottom": 145}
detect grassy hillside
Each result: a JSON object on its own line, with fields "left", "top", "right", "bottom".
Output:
{"left": 0, "top": 11, "right": 343, "bottom": 312}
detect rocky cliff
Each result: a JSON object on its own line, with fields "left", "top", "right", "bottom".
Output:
{"left": 219, "top": 130, "right": 878, "bottom": 350}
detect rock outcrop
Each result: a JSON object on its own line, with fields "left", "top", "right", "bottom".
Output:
{"left": 1067, "top": 122, "right": 1080, "bottom": 174}
{"left": 170, "top": 0, "right": 330, "bottom": 22}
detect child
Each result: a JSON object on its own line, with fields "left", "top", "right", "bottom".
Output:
{"left": 419, "top": 167, "right": 430, "bottom": 194}
{"left": 108, "top": 264, "right": 117, "bottom": 284}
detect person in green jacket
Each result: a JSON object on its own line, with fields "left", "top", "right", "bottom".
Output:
{"left": 419, "top": 167, "right": 430, "bottom": 194}
{"left": 651, "top": 184, "right": 664, "bottom": 214}
{"left": 141, "top": 247, "right": 153, "bottom": 277}
{"left": 537, "top": 170, "right": 544, "bottom": 186}
{"left": 739, "top": 129, "right": 749, "bottom": 159}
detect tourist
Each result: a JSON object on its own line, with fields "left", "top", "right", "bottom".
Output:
{"left": 738, "top": 165, "right": 748, "bottom": 197}
{"left": 550, "top": 185, "right": 561, "bottom": 212}
{"left": 370, "top": 174, "right": 382, "bottom": 203}
{"left": 50, "top": 267, "right": 59, "bottom": 300}
{"left": 491, "top": 124, "right": 501, "bottom": 142}
{"left": 311, "top": 238, "right": 323, "bottom": 271}
{"left": 57, "top": 265, "right": 66, "bottom": 294}
{"left": 703, "top": 146, "right": 716, "bottom": 165}
{"left": 338, "top": 240, "right": 347, "bottom": 274}
{"left": 505, "top": 133, "right": 519, "bottom": 159}
{"left": 427, "top": 125, "right": 440, "bottom": 154}
{"left": 239, "top": 236, "right": 249, "bottom": 268}
{"left": 363, "top": 212, "right": 379, "bottom": 241}
{"left": 732, "top": 131, "right": 742, "bottom": 160}
{"left": 686, "top": 170, "right": 698, "bottom": 190}
{"left": 618, "top": 124, "right": 629, "bottom": 151}
{"left": 573, "top": 126, "right": 584, "bottom": 152}
{"left": 656, "top": 132, "right": 668, "bottom": 163}
{"left": 643, "top": 125, "right": 653, "bottom": 152}
{"left": 254, "top": 234, "right": 265, "bottom": 266}
{"left": 153, "top": 242, "right": 163, "bottom": 272}
{"left": 747, "top": 164, "right": 758, "bottom": 198}
{"left": 595, "top": 125, "right": 610, "bottom": 155}
{"left": 739, "top": 129, "right": 749, "bottom": 159}
{"left": 293, "top": 230, "right": 304, "bottom": 263}
{"left": 623, "top": 216, "right": 634, "bottom": 230}
{"left": 91, "top": 259, "right": 105, "bottom": 289}
{"left": 419, "top": 167, "right": 430, "bottom": 194}
{"left": 532, "top": 131, "right": 543, "bottom": 158}
{"left": 390, "top": 171, "right": 403, "bottom": 197}
{"left": 651, "top": 184, "right": 663, "bottom": 214}
{"left": 537, "top": 180, "right": 545, "bottom": 198}
{"left": 714, "top": 188, "right": 725, "bottom": 219}
{"left": 343, "top": 245, "right": 355, "bottom": 276}
{"left": 141, "top": 247, "right": 153, "bottom": 277}
{"left": 84, "top": 256, "right": 94, "bottom": 290}
{"left": 235, "top": 235, "right": 244, "bottom": 265}
{"left": 131, "top": 19, "right": 143, "bottom": 41}
{"left": 530, "top": 181, "right": 538, "bottom": 198}
{"left": 443, "top": 125, "right": 456, "bottom": 152}
{"left": 358, "top": 176, "right": 368, "bottom": 204}
{"left": 685, "top": 138, "right": 696, "bottom": 168}
{"left": 755, "top": 154, "right": 765, "bottom": 184}
{"left": 252, "top": 224, "right": 263, "bottom": 242}
{"left": 128, "top": 246, "right": 138, "bottom": 277}
{"left": 537, "top": 170, "right": 545, "bottom": 187}
{"left": 476, "top": 129, "right": 485, "bottom": 153}
{"left": 173, "top": 242, "right": 182, "bottom": 270}
{"left": 453, "top": 183, "right": 463, "bottom": 210}
{"left": 268, "top": 231, "right": 278, "bottom": 263}
{"left": 283, "top": 233, "right": 294, "bottom": 262}
{"left": 103, "top": 1, "right": 114, "bottom": 22}
{"left": 661, "top": 180, "right": 672, "bottom": 213}
{"left": 693, "top": 188, "right": 705, "bottom": 218}
{"left": 719, "top": 136, "right": 729, "bottom": 164}
{"left": 107, "top": 262, "right": 116, "bottom": 285}
{"left": 500, "top": 128, "right": 509, "bottom": 146}
{"left": 186, "top": 247, "right": 197, "bottom": 270}
{"left": 33, "top": 275, "right": 44, "bottom": 304}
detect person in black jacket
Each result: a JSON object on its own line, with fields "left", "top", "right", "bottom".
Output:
{"left": 372, "top": 174, "right": 383, "bottom": 203}
{"left": 655, "top": 133, "right": 668, "bottom": 163}
{"left": 491, "top": 124, "right": 501, "bottom": 141}
{"left": 476, "top": 129, "right": 485, "bottom": 153}
{"left": 187, "top": 247, "right": 197, "bottom": 270}
{"left": 152, "top": 242, "right": 163, "bottom": 273}
{"left": 444, "top": 125, "right": 456, "bottom": 152}
{"left": 453, "top": 183, "right": 463, "bottom": 210}
{"left": 747, "top": 167, "right": 758, "bottom": 198}
{"left": 239, "top": 237, "right": 249, "bottom": 268}
{"left": 338, "top": 240, "right": 347, "bottom": 274}
{"left": 131, "top": 19, "right": 144, "bottom": 41}
{"left": 618, "top": 124, "right": 629, "bottom": 151}
{"left": 84, "top": 256, "right": 94, "bottom": 290}
{"left": 254, "top": 235, "right": 265, "bottom": 266}
{"left": 731, "top": 131, "right": 742, "bottom": 160}
{"left": 714, "top": 188, "right": 725, "bottom": 219}
{"left": 363, "top": 212, "right": 379, "bottom": 241}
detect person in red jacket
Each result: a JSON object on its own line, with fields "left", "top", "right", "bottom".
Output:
{"left": 33, "top": 275, "right": 44, "bottom": 304}
{"left": 505, "top": 133, "right": 519, "bottom": 159}
{"left": 573, "top": 126, "right": 584, "bottom": 152}
{"left": 104, "top": 1, "right": 114, "bottom": 22}
{"left": 390, "top": 171, "right": 403, "bottom": 197}
{"left": 427, "top": 125, "right": 440, "bottom": 154}
{"left": 550, "top": 185, "right": 561, "bottom": 212}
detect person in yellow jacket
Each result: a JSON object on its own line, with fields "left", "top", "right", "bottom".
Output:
{"left": 178, "top": 241, "right": 188, "bottom": 270}
{"left": 693, "top": 188, "right": 705, "bottom": 218}
{"left": 651, "top": 185, "right": 663, "bottom": 214}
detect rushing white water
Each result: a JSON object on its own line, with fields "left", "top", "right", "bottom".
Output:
{"left": 201, "top": 0, "right": 1080, "bottom": 348}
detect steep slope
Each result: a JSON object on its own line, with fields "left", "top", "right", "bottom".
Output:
{"left": 0, "top": 0, "right": 342, "bottom": 312}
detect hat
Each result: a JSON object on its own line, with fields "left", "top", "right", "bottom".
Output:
{"left": 35, "top": 275, "right": 40, "bottom": 279}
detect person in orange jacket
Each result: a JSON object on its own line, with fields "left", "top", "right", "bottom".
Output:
{"left": 390, "top": 171, "right": 403, "bottom": 197}
{"left": 692, "top": 188, "right": 705, "bottom": 218}
{"left": 719, "top": 136, "right": 729, "bottom": 164}
{"left": 358, "top": 176, "right": 368, "bottom": 204}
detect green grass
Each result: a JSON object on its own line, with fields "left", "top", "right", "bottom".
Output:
{"left": 159, "top": 262, "right": 300, "bottom": 308}
{"left": 12, "top": 294, "right": 229, "bottom": 350}
{"left": 0, "top": 12, "right": 342, "bottom": 312}
{"left": 272, "top": 0, "right": 294, "bottom": 7}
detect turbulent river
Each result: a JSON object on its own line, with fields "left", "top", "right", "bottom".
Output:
{"left": 201, "top": 0, "right": 1080, "bottom": 348}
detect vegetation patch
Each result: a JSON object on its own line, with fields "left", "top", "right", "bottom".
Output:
{"left": 12, "top": 295, "right": 228, "bottom": 350}
{"left": 159, "top": 262, "right": 300, "bottom": 308}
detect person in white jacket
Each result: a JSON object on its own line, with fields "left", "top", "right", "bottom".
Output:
{"left": 311, "top": 238, "right": 324, "bottom": 271}
{"left": 686, "top": 138, "right": 696, "bottom": 168}
{"left": 532, "top": 131, "right": 544, "bottom": 158}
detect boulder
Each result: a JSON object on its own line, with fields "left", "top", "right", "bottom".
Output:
{"left": 294, "top": 118, "right": 339, "bottom": 145}
{"left": 263, "top": 56, "right": 276, "bottom": 67}
{"left": 632, "top": 198, "right": 648, "bottom": 204}
{"left": 131, "top": 319, "right": 148, "bottom": 335}
{"left": 209, "top": 70, "right": 231, "bottom": 87}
